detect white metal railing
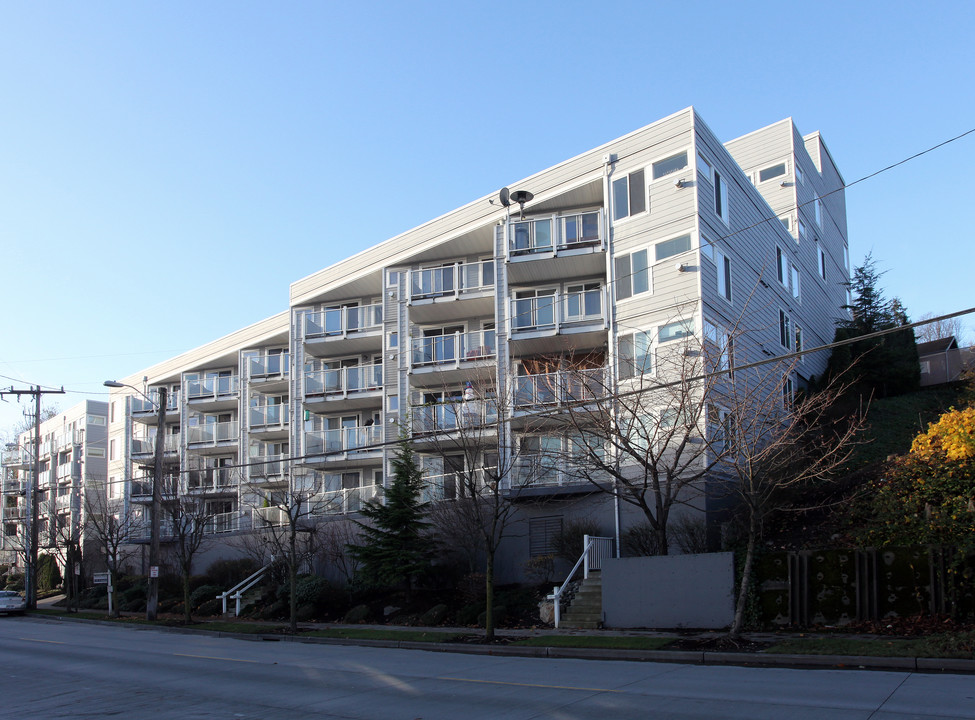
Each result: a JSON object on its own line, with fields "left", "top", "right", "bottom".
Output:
{"left": 187, "top": 421, "right": 239, "bottom": 445}
{"left": 319, "top": 483, "right": 380, "bottom": 514}
{"left": 409, "top": 260, "right": 495, "bottom": 301}
{"left": 247, "top": 454, "right": 287, "bottom": 480}
{"left": 132, "top": 435, "right": 180, "bottom": 456}
{"left": 248, "top": 404, "right": 289, "bottom": 429}
{"left": 204, "top": 511, "right": 240, "bottom": 535}
{"left": 421, "top": 467, "right": 499, "bottom": 502}
{"left": 247, "top": 353, "right": 290, "bottom": 379}
{"left": 510, "top": 211, "right": 602, "bottom": 256}
{"left": 410, "top": 329, "right": 496, "bottom": 368}
{"left": 219, "top": 562, "right": 274, "bottom": 617}
{"left": 411, "top": 400, "right": 499, "bottom": 435}
{"left": 304, "top": 425, "right": 382, "bottom": 457}
{"left": 129, "top": 475, "right": 178, "bottom": 500}
{"left": 548, "top": 535, "right": 614, "bottom": 628}
{"left": 304, "top": 365, "right": 382, "bottom": 397}
{"left": 303, "top": 304, "right": 382, "bottom": 339}
{"left": 184, "top": 466, "right": 236, "bottom": 492}
{"left": 513, "top": 368, "right": 605, "bottom": 409}
{"left": 131, "top": 393, "right": 179, "bottom": 414}
{"left": 186, "top": 375, "right": 240, "bottom": 400}
{"left": 510, "top": 289, "right": 605, "bottom": 333}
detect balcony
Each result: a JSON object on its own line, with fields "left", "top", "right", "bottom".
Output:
{"left": 184, "top": 466, "right": 238, "bottom": 493}
{"left": 203, "top": 511, "right": 240, "bottom": 535}
{"left": 319, "top": 483, "right": 380, "bottom": 514}
{"left": 303, "top": 365, "right": 383, "bottom": 412}
{"left": 246, "top": 454, "right": 288, "bottom": 484}
{"left": 303, "top": 426, "right": 382, "bottom": 467}
{"left": 407, "top": 260, "right": 495, "bottom": 324}
{"left": 509, "top": 287, "right": 608, "bottom": 354}
{"left": 247, "top": 404, "right": 289, "bottom": 439}
{"left": 186, "top": 421, "right": 239, "bottom": 452}
{"left": 410, "top": 400, "right": 499, "bottom": 446}
{"left": 246, "top": 353, "right": 290, "bottom": 392}
{"left": 409, "top": 329, "right": 496, "bottom": 386}
{"left": 507, "top": 211, "right": 606, "bottom": 284}
{"left": 513, "top": 368, "right": 606, "bottom": 412}
{"left": 132, "top": 435, "right": 180, "bottom": 462}
{"left": 186, "top": 375, "right": 239, "bottom": 412}
{"left": 421, "top": 467, "right": 499, "bottom": 502}
{"left": 129, "top": 475, "right": 179, "bottom": 503}
{"left": 131, "top": 392, "right": 180, "bottom": 423}
{"left": 303, "top": 304, "right": 383, "bottom": 356}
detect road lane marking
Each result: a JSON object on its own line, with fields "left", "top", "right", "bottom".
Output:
{"left": 20, "top": 638, "right": 66, "bottom": 644}
{"left": 438, "top": 677, "right": 620, "bottom": 694}
{"left": 173, "top": 653, "right": 260, "bottom": 664}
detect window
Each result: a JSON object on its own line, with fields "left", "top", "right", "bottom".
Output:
{"left": 615, "top": 249, "right": 650, "bottom": 300}
{"left": 110, "top": 402, "right": 116, "bottom": 423}
{"left": 714, "top": 170, "right": 729, "bottom": 222}
{"left": 758, "top": 162, "right": 787, "bottom": 183}
{"left": 562, "top": 212, "right": 600, "bottom": 245}
{"left": 386, "top": 270, "right": 400, "bottom": 287}
{"left": 794, "top": 324, "right": 804, "bottom": 363}
{"left": 704, "top": 320, "right": 732, "bottom": 372}
{"left": 618, "top": 331, "right": 653, "bottom": 379}
{"left": 565, "top": 283, "right": 602, "bottom": 320}
{"left": 513, "top": 289, "right": 556, "bottom": 329}
{"left": 87, "top": 414, "right": 106, "bottom": 426}
{"left": 795, "top": 163, "right": 804, "bottom": 185}
{"left": 612, "top": 169, "right": 646, "bottom": 221}
{"left": 388, "top": 332, "right": 398, "bottom": 348}
{"left": 652, "top": 151, "right": 688, "bottom": 180}
{"left": 658, "top": 319, "right": 694, "bottom": 343}
{"left": 818, "top": 244, "right": 827, "bottom": 281}
{"left": 388, "top": 395, "right": 399, "bottom": 412}
{"left": 776, "top": 247, "right": 788, "bottom": 286}
{"left": 797, "top": 218, "right": 806, "bottom": 241}
{"left": 779, "top": 310, "right": 792, "bottom": 349}
{"left": 708, "top": 405, "right": 736, "bottom": 454}
{"left": 87, "top": 447, "right": 105, "bottom": 458}
{"left": 782, "top": 375, "right": 794, "bottom": 408}
{"left": 697, "top": 153, "right": 713, "bottom": 181}
{"left": 699, "top": 231, "right": 713, "bottom": 260}
{"left": 920, "top": 361, "right": 931, "bottom": 375}
{"left": 715, "top": 248, "right": 732, "bottom": 302}
{"left": 780, "top": 216, "right": 791, "bottom": 230}
{"left": 790, "top": 264, "right": 801, "bottom": 301}
{"left": 655, "top": 234, "right": 691, "bottom": 261}
{"left": 109, "top": 439, "right": 116, "bottom": 460}
{"left": 815, "top": 194, "right": 823, "bottom": 226}
{"left": 843, "top": 245, "right": 850, "bottom": 271}
{"left": 512, "top": 218, "right": 552, "bottom": 253}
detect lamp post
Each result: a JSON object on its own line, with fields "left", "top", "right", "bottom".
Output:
{"left": 104, "top": 380, "right": 168, "bottom": 621}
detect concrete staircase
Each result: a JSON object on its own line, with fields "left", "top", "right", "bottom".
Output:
{"left": 560, "top": 571, "right": 603, "bottom": 629}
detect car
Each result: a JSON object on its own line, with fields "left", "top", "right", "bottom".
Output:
{"left": 0, "top": 590, "right": 26, "bottom": 615}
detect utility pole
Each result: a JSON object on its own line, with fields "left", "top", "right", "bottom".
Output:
{"left": 0, "top": 385, "right": 66, "bottom": 610}
{"left": 146, "top": 386, "right": 167, "bottom": 621}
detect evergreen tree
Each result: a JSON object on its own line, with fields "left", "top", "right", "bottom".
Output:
{"left": 348, "top": 441, "right": 433, "bottom": 594}
{"left": 825, "top": 253, "right": 919, "bottom": 398}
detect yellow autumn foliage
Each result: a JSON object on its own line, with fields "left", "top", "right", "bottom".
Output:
{"left": 910, "top": 406, "right": 975, "bottom": 462}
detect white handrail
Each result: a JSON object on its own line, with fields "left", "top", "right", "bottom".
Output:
{"left": 547, "top": 534, "right": 613, "bottom": 628}
{"left": 218, "top": 561, "right": 274, "bottom": 617}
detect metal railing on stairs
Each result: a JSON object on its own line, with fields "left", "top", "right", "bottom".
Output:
{"left": 547, "top": 534, "right": 614, "bottom": 628}
{"left": 217, "top": 561, "right": 274, "bottom": 617}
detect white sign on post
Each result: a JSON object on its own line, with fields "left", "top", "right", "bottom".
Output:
{"left": 149, "top": 566, "right": 159, "bottom": 578}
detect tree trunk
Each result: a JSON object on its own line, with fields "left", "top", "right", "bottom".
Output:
{"left": 183, "top": 570, "right": 192, "bottom": 625}
{"left": 729, "top": 513, "right": 757, "bottom": 638}
{"left": 484, "top": 549, "right": 495, "bottom": 643}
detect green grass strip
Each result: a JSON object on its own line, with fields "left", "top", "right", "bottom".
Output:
{"left": 304, "top": 628, "right": 464, "bottom": 643}
{"left": 512, "top": 635, "right": 672, "bottom": 650}
{"left": 767, "top": 632, "right": 975, "bottom": 659}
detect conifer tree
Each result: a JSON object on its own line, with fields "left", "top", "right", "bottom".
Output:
{"left": 348, "top": 441, "right": 433, "bottom": 595}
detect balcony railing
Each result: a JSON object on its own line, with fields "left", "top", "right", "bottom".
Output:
{"left": 186, "top": 375, "right": 239, "bottom": 401}
{"left": 409, "top": 260, "right": 495, "bottom": 301}
{"left": 411, "top": 400, "right": 499, "bottom": 435}
{"left": 185, "top": 466, "right": 237, "bottom": 492}
{"left": 411, "top": 329, "right": 496, "bottom": 368}
{"left": 247, "top": 454, "right": 287, "bottom": 481}
{"left": 421, "top": 467, "right": 498, "bottom": 502}
{"left": 247, "top": 353, "right": 290, "bottom": 379}
{"left": 248, "top": 405, "right": 289, "bottom": 430}
{"left": 252, "top": 505, "right": 289, "bottom": 527}
{"left": 186, "top": 421, "right": 239, "bottom": 446}
{"left": 130, "top": 476, "right": 178, "bottom": 500}
{"left": 509, "top": 211, "right": 602, "bottom": 256}
{"left": 304, "top": 365, "right": 382, "bottom": 397}
{"left": 131, "top": 393, "right": 180, "bottom": 414}
{"left": 304, "top": 425, "right": 382, "bottom": 457}
{"left": 132, "top": 435, "right": 181, "bottom": 457}
{"left": 203, "top": 511, "right": 240, "bottom": 534}
{"left": 513, "top": 368, "right": 606, "bottom": 409}
{"left": 319, "top": 483, "right": 380, "bottom": 514}
{"left": 303, "top": 304, "right": 382, "bottom": 339}
{"left": 510, "top": 287, "right": 605, "bottom": 333}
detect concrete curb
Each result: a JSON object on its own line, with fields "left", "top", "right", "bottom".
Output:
{"left": 23, "top": 614, "right": 975, "bottom": 675}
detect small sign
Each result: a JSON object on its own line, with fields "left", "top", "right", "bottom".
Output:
{"left": 149, "top": 566, "right": 159, "bottom": 578}
{"left": 74, "top": 562, "right": 81, "bottom": 576}
{"left": 93, "top": 572, "right": 109, "bottom": 585}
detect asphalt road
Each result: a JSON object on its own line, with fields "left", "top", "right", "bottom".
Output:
{"left": 1, "top": 617, "right": 973, "bottom": 719}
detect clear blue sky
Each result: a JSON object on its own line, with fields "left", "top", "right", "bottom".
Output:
{"left": 2, "top": 1, "right": 974, "bottom": 431}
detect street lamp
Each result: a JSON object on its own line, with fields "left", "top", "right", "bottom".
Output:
{"left": 104, "top": 380, "right": 168, "bottom": 621}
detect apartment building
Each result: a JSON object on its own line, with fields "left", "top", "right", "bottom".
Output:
{"left": 0, "top": 400, "right": 108, "bottom": 570}
{"left": 91, "top": 107, "right": 849, "bottom": 579}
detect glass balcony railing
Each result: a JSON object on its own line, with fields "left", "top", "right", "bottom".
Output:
{"left": 411, "top": 400, "right": 499, "bottom": 435}
{"left": 319, "top": 483, "right": 380, "bottom": 514}
{"left": 186, "top": 421, "right": 239, "bottom": 446}
{"left": 203, "top": 511, "right": 240, "bottom": 534}
{"left": 303, "top": 304, "right": 382, "bottom": 339}
{"left": 248, "top": 405, "right": 289, "bottom": 429}
{"left": 510, "top": 211, "right": 602, "bottom": 256}
{"left": 185, "top": 466, "right": 236, "bottom": 491}
{"left": 410, "top": 329, "right": 496, "bottom": 368}
{"left": 513, "top": 368, "right": 606, "bottom": 409}
{"left": 186, "top": 375, "right": 239, "bottom": 401}
{"left": 510, "top": 288, "right": 604, "bottom": 333}
{"left": 304, "top": 365, "right": 382, "bottom": 397}
{"left": 131, "top": 393, "right": 180, "bottom": 414}
{"left": 409, "top": 260, "right": 495, "bottom": 301}
{"left": 421, "top": 467, "right": 499, "bottom": 502}
{"left": 247, "top": 354, "right": 290, "bottom": 379}
{"left": 132, "top": 435, "right": 180, "bottom": 456}
{"left": 304, "top": 425, "right": 382, "bottom": 457}
{"left": 248, "top": 454, "right": 287, "bottom": 480}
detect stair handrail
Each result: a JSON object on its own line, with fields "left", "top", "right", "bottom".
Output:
{"left": 547, "top": 535, "right": 613, "bottom": 628}
{"left": 217, "top": 559, "right": 275, "bottom": 617}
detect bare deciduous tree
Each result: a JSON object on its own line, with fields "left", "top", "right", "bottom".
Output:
{"left": 915, "top": 313, "right": 969, "bottom": 345}
{"left": 83, "top": 479, "right": 137, "bottom": 618}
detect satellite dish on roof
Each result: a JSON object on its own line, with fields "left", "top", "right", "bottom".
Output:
{"left": 509, "top": 189, "right": 534, "bottom": 219}
{"left": 499, "top": 187, "right": 511, "bottom": 207}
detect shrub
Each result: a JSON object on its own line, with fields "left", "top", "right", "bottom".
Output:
{"left": 552, "top": 519, "right": 602, "bottom": 561}
{"left": 5, "top": 574, "right": 25, "bottom": 591}
{"left": 622, "top": 523, "right": 662, "bottom": 557}
{"left": 419, "top": 603, "right": 448, "bottom": 626}
{"left": 294, "top": 576, "right": 331, "bottom": 608}
{"left": 343, "top": 604, "right": 372, "bottom": 623}
{"left": 190, "top": 584, "right": 223, "bottom": 609}
{"left": 37, "top": 554, "right": 62, "bottom": 591}
{"left": 204, "top": 558, "right": 259, "bottom": 589}
{"left": 196, "top": 598, "right": 223, "bottom": 616}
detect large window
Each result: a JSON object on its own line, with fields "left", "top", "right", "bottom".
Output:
{"left": 714, "top": 170, "right": 729, "bottom": 222}
{"left": 655, "top": 234, "right": 691, "bottom": 261}
{"left": 612, "top": 169, "right": 646, "bottom": 221}
{"left": 790, "top": 264, "right": 801, "bottom": 301}
{"left": 704, "top": 320, "right": 732, "bottom": 372}
{"left": 565, "top": 283, "right": 602, "bottom": 320}
{"left": 779, "top": 310, "right": 792, "bottom": 349}
{"left": 758, "top": 162, "right": 787, "bottom": 183}
{"left": 618, "top": 331, "right": 653, "bottom": 379}
{"left": 776, "top": 246, "right": 788, "bottom": 286}
{"left": 658, "top": 319, "right": 694, "bottom": 343}
{"left": 715, "top": 248, "right": 732, "bottom": 302}
{"left": 615, "top": 249, "right": 650, "bottom": 300}
{"left": 652, "top": 151, "right": 688, "bottom": 180}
